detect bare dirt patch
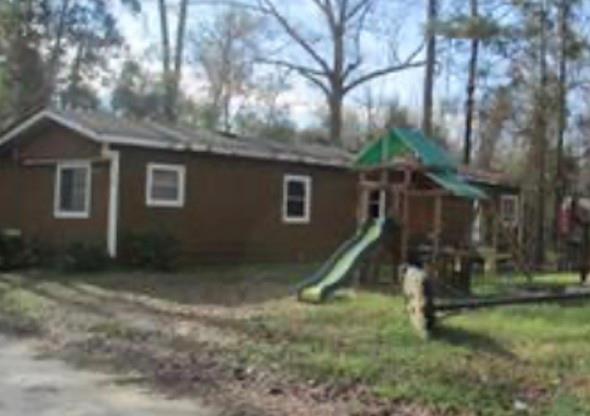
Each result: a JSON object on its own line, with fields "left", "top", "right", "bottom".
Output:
{"left": 0, "top": 270, "right": 432, "bottom": 415}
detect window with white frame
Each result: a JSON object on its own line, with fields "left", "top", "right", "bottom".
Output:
{"left": 54, "top": 162, "right": 91, "bottom": 218}
{"left": 500, "top": 194, "right": 519, "bottom": 225}
{"left": 283, "top": 175, "right": 312, "bottom": 223}
{"left": 146, "top": 163, "right": 186, "bottom": 208}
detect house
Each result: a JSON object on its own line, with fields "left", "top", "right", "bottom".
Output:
{"left": 0, "top": 108, "right": 358, "bottom": 263}
{"left": 0, "top": 108, "right": 521, "bottom": 275}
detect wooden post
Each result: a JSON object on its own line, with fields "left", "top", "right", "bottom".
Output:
{"left": 400, "top": 167, "right": 411, "bottom": 264}
{"left": 434, "top": 195, "right": 442, "bottom": 259}
{"left": 357, "top": 172, "right": 368, "bottom": 226}
{"left": 490, "top": 199, "right": 499, "bottom": 275}
{"left": 580, "top": 223, "right": 589, "bottom": 284}
{"left": 356, "top": 172, "right": 369, "bottom": 285}
{"left": 380, "top": 168, "right": 389, "bottom": 216}
{"left": 390, "top": 184, "right": 400, "bottom": 283}
{"left": 518, "top": 193, "right": 524, "bottom": 248}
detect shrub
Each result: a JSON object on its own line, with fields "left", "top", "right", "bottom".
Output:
{"left": 0, "top": 231, "right": 44, "bottom": 271}
{"left": 121, "top": 231, "right": 180, "bottom": 271}
{"left": 26, "top": 239, "right": 58, "bottom": 269}
{"left": 62, "top": 241, "right": 110, "bottom": 273}
{"left": 0, "top": 231, "right": 26, "bottom": 271}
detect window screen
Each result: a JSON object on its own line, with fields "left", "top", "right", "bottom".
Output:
{"left": 56, "top": 164, "right": 90, "bottom": 217}
{"left": 147, "top": 164, "right": 186, "bottom": 207}
{"left": 283, "top": 175, "right": 311, "bottom": 223}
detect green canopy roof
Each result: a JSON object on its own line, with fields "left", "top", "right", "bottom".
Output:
{"left": 426, "top": 171, "right": 487, "bottom": 200}
{"left": 355, "top": 128, "right": 486, "bottom": 200}
{"left": 355, "top": 128, "right": 457, "bottom": 170}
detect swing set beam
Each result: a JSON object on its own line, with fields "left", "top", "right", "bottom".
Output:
{"left": 435, "top": 291, "right": 590, "bottom": 312}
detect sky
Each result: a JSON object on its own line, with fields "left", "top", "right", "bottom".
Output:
{"left": 113, "top": 1, "right": 445, "bottom": 133}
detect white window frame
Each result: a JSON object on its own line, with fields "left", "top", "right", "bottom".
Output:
{"left": 282, "top": 174, "right": 312, "bottom": 224}
{"left": 500, "top": 194, "right": 519, "bottom": 225}
{"left": 54, "top": 161, "right": 92, "bottom": 219}
{"left": 146, "top": 163, "right": 186, "bottom": 208}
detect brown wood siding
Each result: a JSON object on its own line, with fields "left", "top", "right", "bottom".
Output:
{"left": 116, "top": 146, "right": 358, "bottom": 263}
{"left": 440, "top": 196, "right": 474, "bottom": 246}
{"left": 0, "top": 122, "right": 108, "bottom": 249}
{"left": 0, "top": 154, "right": 20, "bottom": 229}
{"left": 18, "top": 121, "right": 102, "bottom": 160}
{"left": 15, "top": 163, "right": 109, "bottom": 248}
{"left": 406, "top": 194, "right": 474, "bottom": 247}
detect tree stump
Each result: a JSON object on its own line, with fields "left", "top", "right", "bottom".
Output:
{"left": 402, "top": 266, "right": 435, "bottom": 339}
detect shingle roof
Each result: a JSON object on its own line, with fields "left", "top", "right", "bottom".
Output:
{"left": 0, "top": 108, "right": 353, "bottom": 168}
{"left": 459, "top": 166, "right": 519, "bottom": 190}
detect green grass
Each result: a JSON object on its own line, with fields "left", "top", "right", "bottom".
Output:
{"left": 240, "top": 274, "right": 590, "bottom": 415}
{"left": 0, "top": 276, "right": 50, "bottom": 333}
{"left": 1, "top": 269, "right": 590, "bottom": 414}
{"left": 472, "top": 272, "right": 583, "bottom": 297}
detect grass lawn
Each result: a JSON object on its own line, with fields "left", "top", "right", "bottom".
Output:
{"left": 0, "top": 268, "right": 589, "bottom": 415}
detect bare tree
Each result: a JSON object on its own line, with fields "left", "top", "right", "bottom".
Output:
{"left": 192, "top": 6, "right": 262, "bottom": 130}
{"left": 258, "top": 0, "right": 424, "bottom": 143}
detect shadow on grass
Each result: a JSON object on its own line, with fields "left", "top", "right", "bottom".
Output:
{"left": 21, "top": 264, "right": 317, "bottom": 307}
{"left": 0, "top": 275, "right": 116, "bottom": 319}
{"left": 433, "top": 324, "right": 517, "bottom": 359}
{"left": 0, "top": 273, "right": 278, "bottom": 341}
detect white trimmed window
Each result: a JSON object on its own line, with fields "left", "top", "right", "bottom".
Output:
{"left": 146, "top": 163, "right": 186, "bottom": 208}
{"left": 283, "top": 175, "right": 312, "bottom": 223}
{"left": 54, "top": 161, "right": 92, "bottom": 219}
{"left": 500, "top": 194, "right": 519, "bottom": 225}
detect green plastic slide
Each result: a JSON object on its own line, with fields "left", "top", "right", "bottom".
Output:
{"left": 297, "top": 218, "right": 389, "bottom": 303}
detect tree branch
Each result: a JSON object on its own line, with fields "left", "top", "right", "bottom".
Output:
{"left": 187, "top": 0, "right": 262, "bottom": 10}
{"left": 258, "top": 0, "right": 331, "bottom": 74}
{"left": 300, "top": 73, "right": 331, "bottom": 96}
{"left": 311, "top": 0, "right": 337, "bottom": 33}
{"left": 344, "top": 60, "right": 426, "bottom": 94}
{"left": 343, "top": 42, "right": 425, "bottom": 93}
{"left": 345, "top": 0, "right": 373, "bottom": 22}
{"left": 257, "top": 58, "right": 327, "bottom": 77}
{"left": 257, "top": 58, "right": 330, "bottom": 95}
{"left": 343, "top": 55, "right": 363, "bottom": 80}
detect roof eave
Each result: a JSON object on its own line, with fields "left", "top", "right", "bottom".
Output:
{"left": 0, "top": 109, "right": 352, "bottom": 169}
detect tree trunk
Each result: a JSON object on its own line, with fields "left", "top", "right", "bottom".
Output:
{"left": 463, "top": 0, "right": 479, "bottom": 165}
{"left": 170, "top": 0, "right": 189, "bottom": 123}
{"left": 554, "top": 0, "right": 569, "bottom": 254}
{"left": 330, "top": 17, "right": 344, "bottom": 144}
{"left": 157, "top": 0, "right": 173, "bottom": 121}
{"left": 535, "top": 1, "right": 548, "bottom": 268}
{"left": 422, "top": 0, "right": 437, "bottom": 137}
{"left": 329, "top": 92, "right": 343, "bottom": 144}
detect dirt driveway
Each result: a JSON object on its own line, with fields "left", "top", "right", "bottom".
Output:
{"left": 0, "top": 335, "right": 219, "bottom": 416}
